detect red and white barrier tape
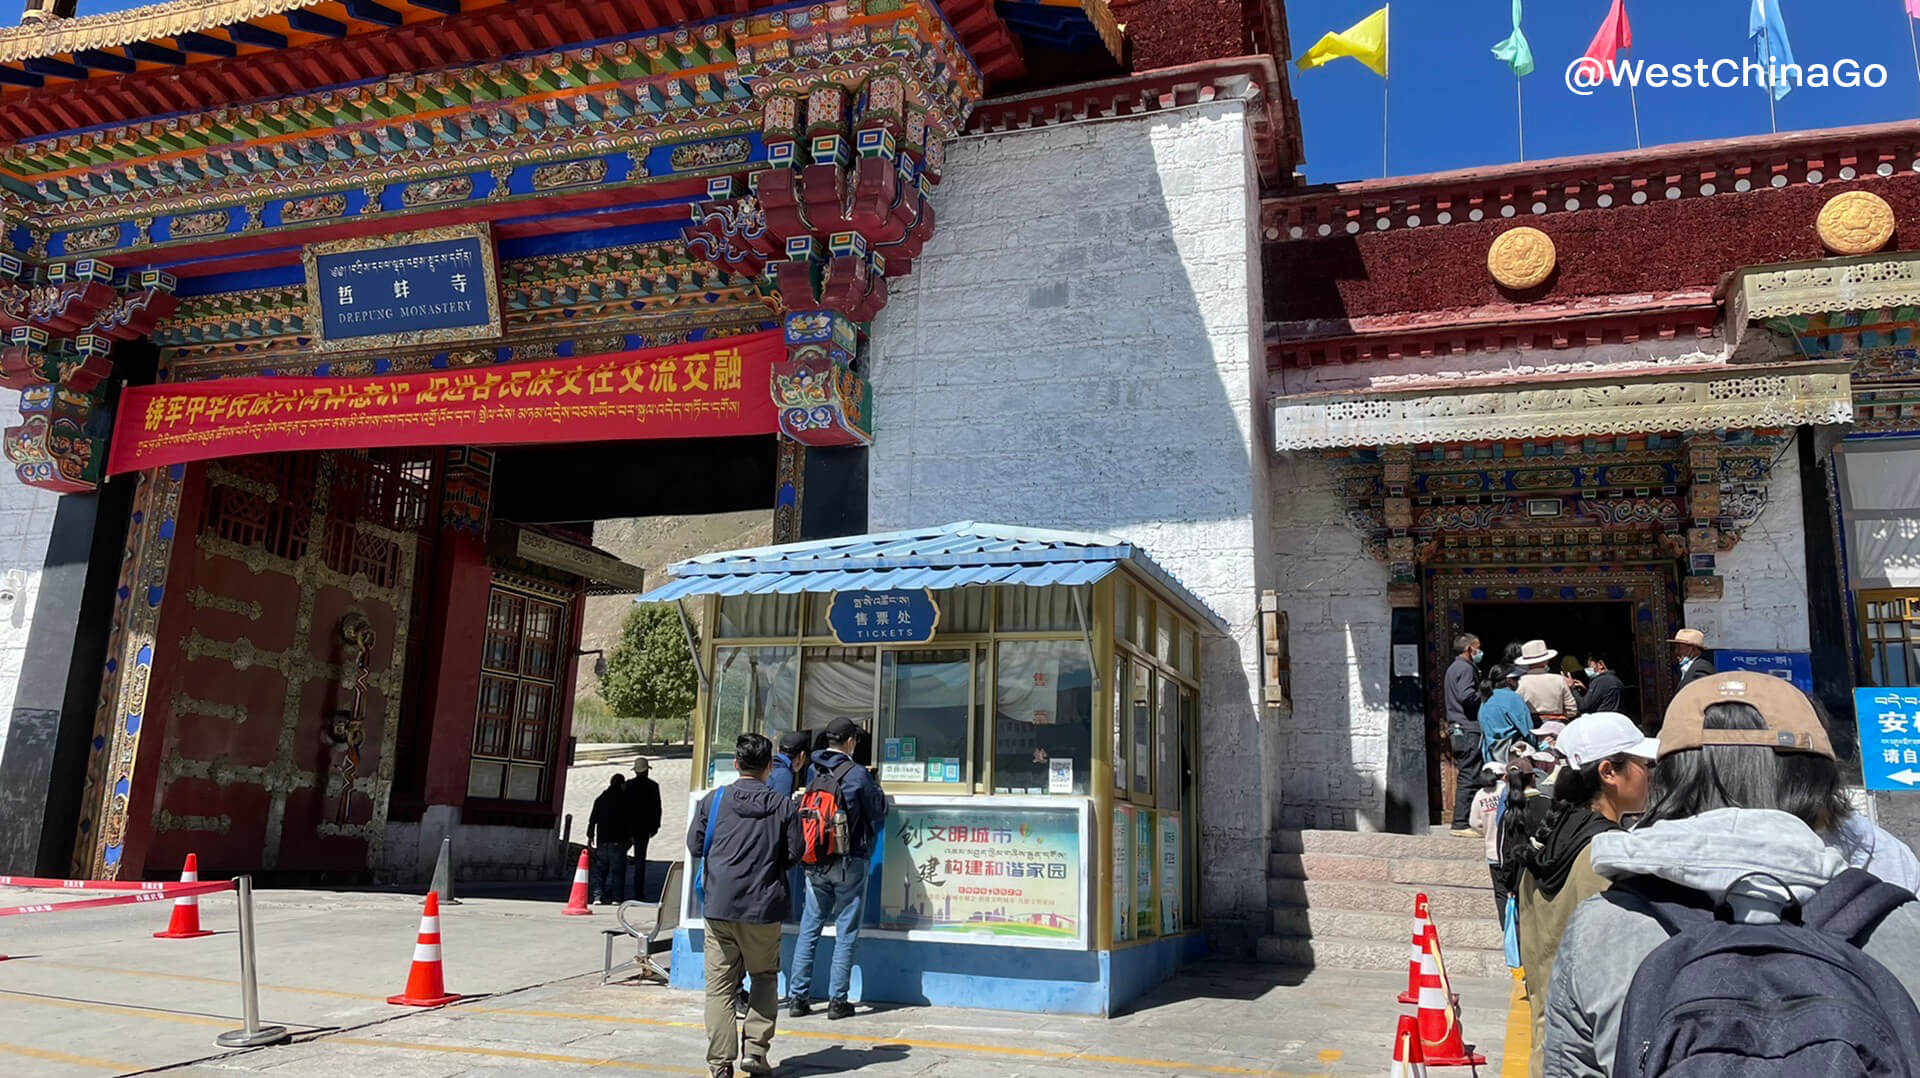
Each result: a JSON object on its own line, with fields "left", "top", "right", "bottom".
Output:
{"left": 0, "top": 874, "right": 173, "bottom": 891}
{"left": 0, "top": 879, "right": 232, "bottom": 917}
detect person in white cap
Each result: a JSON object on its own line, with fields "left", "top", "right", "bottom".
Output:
{"left": 1514, "top": 712, "right": 1656, "bottom": 1078}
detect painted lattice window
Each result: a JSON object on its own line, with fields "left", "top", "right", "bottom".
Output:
{"left": 1860, "top": 590, "right": 1920, "bottom": 687}
{"left": 469, "top": 584, "right": 571, "bottom": 802}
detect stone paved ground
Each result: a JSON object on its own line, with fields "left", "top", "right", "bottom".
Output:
{"left": 0, "top": 877, "right": 1525, "bottom": 1077}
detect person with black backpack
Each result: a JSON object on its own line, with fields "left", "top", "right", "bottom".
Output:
{"left": 1542, "top": 673, "right": 1920, "bottom": 1078}
{"left": 788, "top": 716, "right": 888, "bottom": 1020}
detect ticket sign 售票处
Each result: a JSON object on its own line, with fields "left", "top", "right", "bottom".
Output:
{"left": 1856, "top": 688, "right": 1920, "bottom": 791}
{"left": 829, "top": 590, "right": 939, "bottom": 645}
{"left": 305, "top": 225, "right": 501, "bottom": 351}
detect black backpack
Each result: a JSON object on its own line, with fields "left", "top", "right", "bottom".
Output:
{"left": 1610, "top": 868, "right": 1920, "bottom": 1077}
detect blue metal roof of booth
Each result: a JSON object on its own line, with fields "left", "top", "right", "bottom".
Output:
{"left": 636, "top": 521, "right": 1226, "bottom": 630}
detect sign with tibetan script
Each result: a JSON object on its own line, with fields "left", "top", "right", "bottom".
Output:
{"left": 875, "top": 798, "right": 1088, "bottom": 949}
{"left": 304, "top": 225, "right": 501, "bottom": 351}
{"left": 1717, "top": 649, "right": 1813, "bottom": 693}
{"left": 1857, "top": 687, "right": 1920, "bottom": 791}
{"left": 828, "top": 589, "right": 940, "bottom": 645}
{"left": 106, "top": 333, "right": 781, "bottom": 476}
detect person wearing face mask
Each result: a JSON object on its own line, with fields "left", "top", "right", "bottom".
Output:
{"left": 1445, "top": 633, "right": 1485, "bottom": 835}
{"left": 1571, "top": 653, "right": 1624, "bottom": 717}
{"left": 1670, "top": 627, "right": 1715, "bottom": 690}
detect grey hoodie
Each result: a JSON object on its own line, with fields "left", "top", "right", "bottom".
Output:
{"left": 1542, "top": 808, "right": 1920, "bottom": 1078}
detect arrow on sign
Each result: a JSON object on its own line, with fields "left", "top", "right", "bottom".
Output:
{"left": 1889, "top": 769, "right": 1920, "bottom": 786}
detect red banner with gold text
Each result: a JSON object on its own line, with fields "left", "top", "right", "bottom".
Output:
{"left": 107, "top": 333, "right": 781, "bottom": 475}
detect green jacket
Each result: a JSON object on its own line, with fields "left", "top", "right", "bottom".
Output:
{"left": 1517, "top": 846, "right": 1608, "bottom": 1078}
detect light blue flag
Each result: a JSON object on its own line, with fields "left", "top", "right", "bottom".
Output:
{"left": 1491, "top": 0, "right": 1535, "bottom": 77}
{"left": 1749, "top": 0, "right": 1796, "bottom": 101}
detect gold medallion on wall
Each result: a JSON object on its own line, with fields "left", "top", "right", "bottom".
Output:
{"left": 1488, "top": 227, "right": 1556, "bottom": 290}
{"left": 1817, "top": 191, "right": 1896, "bottom": 255}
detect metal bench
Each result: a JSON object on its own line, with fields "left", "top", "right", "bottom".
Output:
{"left": 600, "top": 860, "right": 681, "bottom": 985}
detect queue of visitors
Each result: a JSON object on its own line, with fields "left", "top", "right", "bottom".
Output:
{"left": 1451, "top": 628, "right": 1920, "bottom": 1076}
{"left": 689, "top": 718, "right": 890, "bottom": 1078}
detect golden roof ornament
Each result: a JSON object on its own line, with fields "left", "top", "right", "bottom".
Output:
{"left": 1817, "top": 191, "right": 1896, "bottom": 256}
{"left": 1488, "top": 227, "right": 1556, "bottom": 290}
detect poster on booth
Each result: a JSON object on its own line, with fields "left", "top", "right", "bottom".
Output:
{"left": 1160, "top": 812, "right": 1181, "bottom": 935}
{"left": 1134, "top": 809, "right": 1155, "bottom": 939}
{"left": 1114, "top": 805, "right": 1133, "bottom": 943}
{"left": 1856, "top": 688, "right": 1920, "bottom": 790}
{"left": 875, "top": 800, "right": 1087, "bottom": 948}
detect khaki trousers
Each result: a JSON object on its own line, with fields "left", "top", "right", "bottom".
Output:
{"left": 703, "top": 919, "right": 781, "bottom": 1066}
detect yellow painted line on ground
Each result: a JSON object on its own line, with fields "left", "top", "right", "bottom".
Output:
{"left": 479, "top": 1006, "right": 1317, "bottom": 1076}
{"left": 327, "top": 1037, "right": 705, "bottom": 1073}
{"left": 1502, "top": 970, "right": 1532, "bottom": 1078}
{"left": 0, "top": 987, "right": 236, "bottom": 1027}
{"left": 0, "top": 1041, "right": 136, "bottom": 1072}
{"left": 31, "top": 959, "right": 383, "bottom": 1001}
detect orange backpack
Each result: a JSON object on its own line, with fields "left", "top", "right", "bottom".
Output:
{"left": 795, "top": 758, "right": 855, "bottom": 865}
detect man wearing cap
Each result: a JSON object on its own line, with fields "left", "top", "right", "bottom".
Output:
{"left": 789, "top": 716, "right": 887, "bottom": 1020}
{"left": 1671, "top": 627, "right": 1716, "bottom": 690}
{"left": 1515, "top": 640, "right": 1581, "bottom": 721}
{"left": 768, "top": 731, "right": 811, "bottom": 799}
{"left": 626, "top": 757, "right": 663, "bottom": 902}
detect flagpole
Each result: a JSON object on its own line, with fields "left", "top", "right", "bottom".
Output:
{"left": 1382, "top": 3, "right": 1391, "bottom": 178}
{"left": 1628, "top": 81, "right": 1643, "bottom": 149}
{"left": 1907, "top": 8, "right": 1920, "bottom": 106}
{"left": 1516, "top": 75, "right": 1526, "bottom": 161}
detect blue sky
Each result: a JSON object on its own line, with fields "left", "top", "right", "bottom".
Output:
{"left": 1287, "top": 0, "right": 1920, "bottom": 182}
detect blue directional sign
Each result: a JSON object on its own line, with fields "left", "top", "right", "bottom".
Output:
{"left": 307, "top": 229, "right": 499, "bottom": 348}
{"left": 828, "top": 589, "right": 940, "bottom": 645}
{"left": 1855, "top": 687, "right": 1920, "bottom": 791}
{"left": 1719, "top": 650, "right": 1813, "bottom": 693}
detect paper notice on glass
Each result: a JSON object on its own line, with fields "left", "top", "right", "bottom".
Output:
{"left": 1048, "top": 759, "right": 1074, "bottom": 794}
{"left": 881, "top": 761, "right": 926, "bottom": 783}
{"left": 1393, "top": 644, "right": 1420, "bottom": 676}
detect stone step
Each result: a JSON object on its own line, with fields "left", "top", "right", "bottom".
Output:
{"left": 1255, "top": 933, "right": 1504, "bottom": 978}
{"left": 1269, "top": 851, "right": 1494, "bottom": 890}
{"left": 1270, "top": 904, "right": 1507, "bottom": 952}
{"left": 1269, "top": 878, "right": 1493, "bottom": 920}
{"left": 1273, "top": 828, "right": 1488, "bottom": 861}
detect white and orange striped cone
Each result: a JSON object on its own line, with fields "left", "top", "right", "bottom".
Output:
{"left": 153, "top": 853, "right": 215, "bottom": 939}
{"left": 1397, "top": 892, "right": 1431, "bottom": 1005}
{"left": 387, "top": 892, "right": 461, "bottom": 1007}
{"left": 1414, "top": 919, "right": 1485, "bottom": 1067}
{"left": 561, "top": 849, "right": 592, "bottom": 915}
{"left": 1390, "top": 1014, "right": 1429, "bottom": 1077}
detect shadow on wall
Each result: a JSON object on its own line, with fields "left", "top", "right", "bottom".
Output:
{"left": 869, "top": 102, "right": 1275, "bottom": 943}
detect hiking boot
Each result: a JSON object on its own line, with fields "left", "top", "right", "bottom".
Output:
{"left": 739, "top": 1056, "right": 774, "bottom": 1076}
{"left": 827, "top": 999, "right": 855, "bottom": 1021}
{"left": 709, "top": 1065, "right": 733, "bottom": 1078}
{"left": 788, "top": 998, "right": 811, "bottom": 1018}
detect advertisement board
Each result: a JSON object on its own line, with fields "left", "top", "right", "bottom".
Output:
{"left": 873, "top": 797, "right": 1089, "bottom": 949}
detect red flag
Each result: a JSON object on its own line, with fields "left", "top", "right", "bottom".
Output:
{"left": 1909, "top": 0, "right": 1920, "bottom": 18}
{"left": 1583, "top": 0, "right": 1633, "bottom": 65}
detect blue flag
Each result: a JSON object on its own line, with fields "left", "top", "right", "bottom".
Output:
{"left": 1749, "top": 0, "right": 1796, "bottom": 101}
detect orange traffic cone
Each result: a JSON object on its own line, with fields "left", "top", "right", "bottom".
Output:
{"left": 153, "top": 853, "right": 215, "bottom": 939}
{"left": 1414, "top": 918, "right": 1485, "bottom": 1067}
{"left": 560, "top": 849, "right": 592, "bottom": 915}
{"left": 1390, "top": 1014, "right": 1429, "bottom": 1077}
{"left": 1398, "top": 893, "right": 1431, "bottom": 1004}
{"left": 387, "top": 892, "right": 461, "bottom": 1007}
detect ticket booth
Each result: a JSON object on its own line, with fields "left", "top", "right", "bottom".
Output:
{"left": 636, "top": 522, "right": 1224, "bottom": 1016}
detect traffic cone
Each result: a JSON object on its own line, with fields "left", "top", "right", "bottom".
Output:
{"left": 1414, "top": 918, "right": 1485, "bottom": 1067}
{"left": 1390, "top": 1014, "right": 1429, "bottom": 1077}
{"left": 387, "top": 892, "right": 461, "bottom": 1006}
{"left": 153, "top": 853, "right": 215, "bottom": 939}
{"left": 561, "top": 849, "right": 592, "bottom": 915}
{"left": 1398, "top": 893, "right": 1431, "bottom": 1005}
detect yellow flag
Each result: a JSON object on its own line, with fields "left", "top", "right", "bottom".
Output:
{"left": 1297, "top": 5, "right": 1389, "bottom": 77}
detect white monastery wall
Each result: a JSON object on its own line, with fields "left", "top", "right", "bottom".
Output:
{"left": 869, "top": 95, "right": 1274, "bottom": 948}
{"left": 0, "top": 387, "right": 62, "bottom": 749}
{"left": 1685, "top": 448, "right": 1813, "bottom": 653}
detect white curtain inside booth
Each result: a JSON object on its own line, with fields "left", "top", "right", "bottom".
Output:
{"left": 1839, "top": 438, "right": 1920, "bottom": 588}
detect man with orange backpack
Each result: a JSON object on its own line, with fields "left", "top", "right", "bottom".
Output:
{"left": 788, "top": 716, "right": 888, "bottom": 1020}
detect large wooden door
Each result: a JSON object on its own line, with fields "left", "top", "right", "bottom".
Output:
{"left": 140, "top": 449, "right": 431, "bottom": 877}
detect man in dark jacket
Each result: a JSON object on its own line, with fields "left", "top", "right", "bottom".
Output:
{"left": 1671, "top": 627, "right": 1716, "bottom": 690}
{"left": 625, "top": 757, "right": 663, "bottom": 901}
{"left": 1573, "top": 653, "right": 1626, "bottom": 716}
{"left": 788, "top": 716, "right": 887, "bottom": 1020}
{"left": 587, "top": 773, "right": 633, "bottom": 905}
{"left": 1444, "top": 633, "right": 1484, "bottom": 835}
{"left": 688, "top": 733, "right": 802, "bottom": 1078}
{"left": 768, "top": 731, "right": 810, "bottom": 798}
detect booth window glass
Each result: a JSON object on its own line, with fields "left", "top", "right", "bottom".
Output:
{"left": 1157, "top": 672, "right": 1180, "bottom": 810}
{"left": 1180, "top": 686, "right": 1199, "bottom": 926}
{"left": 1861, "top": 591, "right": 1920, "bottom": 686}
{"left": 469, "top": 584, "right": 569, "bottom": 802}
{"left": 800, "top": 646, "right": 876, "bottom": 733}
{"left": 1130, "top": 660, "right": 1154, "bottom": 798}
{"left": 879, "top": 648, "right": 976, "bottom": 783}
{"left": 711, "top": 646, "right": 799, "bottom": 745}
{"left": 719, "top": 595, "right": 801, "bottom": 639}
{"left": 1112, "top": 653, "right": 1130, "bottom": 796}
{"left": 993, "top": 639, "right": 1093, "bottom": 795}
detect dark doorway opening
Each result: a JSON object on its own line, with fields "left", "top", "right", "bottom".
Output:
{"left": 1464, "top": 601, "right": 1643, "bottom": 721}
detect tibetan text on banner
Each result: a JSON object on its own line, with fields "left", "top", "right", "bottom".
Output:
{"left": 106, "top": 332, "right": 780, "bottom": 476}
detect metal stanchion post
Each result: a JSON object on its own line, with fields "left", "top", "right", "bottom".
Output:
{"left": 216, "top": 876, "right": 291, "bottom": 1048}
